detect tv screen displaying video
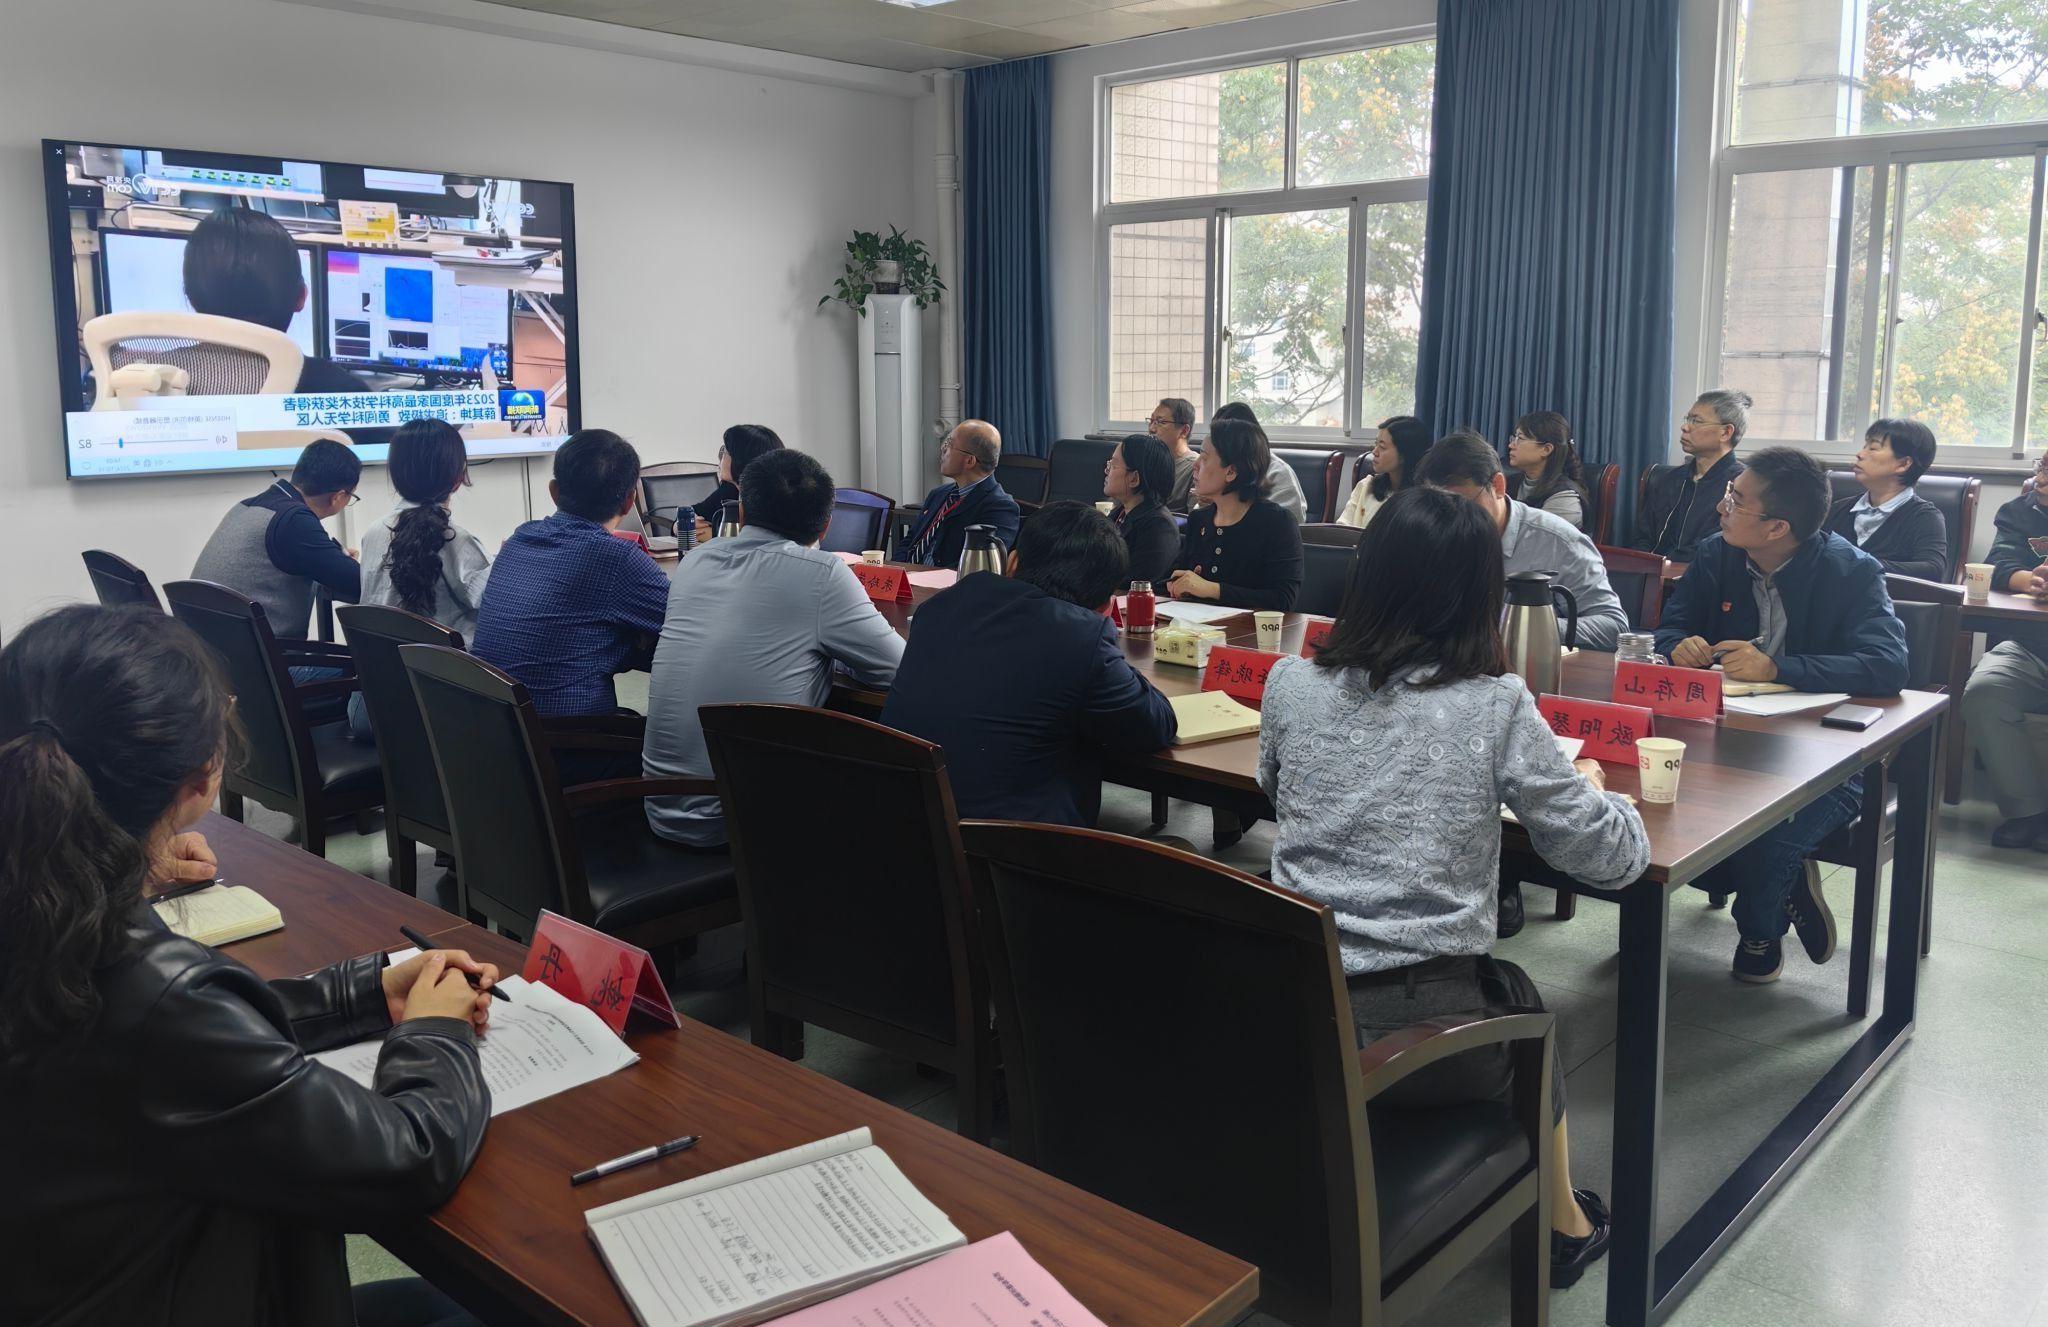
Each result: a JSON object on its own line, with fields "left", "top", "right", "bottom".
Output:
{"left": 43, "top": 138, "right": 579, "bottom": 480}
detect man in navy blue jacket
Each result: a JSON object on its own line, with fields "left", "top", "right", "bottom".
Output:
{"left": 894, "top": 420, "right": 1022, "bottom": 569}
{"left": 1655, "top": 447, "right": 1909, "bottom": 984}
{"left": 881, "top": 501, "right": 1177, "bottom": 826}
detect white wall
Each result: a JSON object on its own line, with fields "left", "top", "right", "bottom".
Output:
{"left": 0, "top": 0, "right": 934, "bottom": 634}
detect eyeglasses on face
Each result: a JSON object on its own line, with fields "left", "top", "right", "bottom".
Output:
{"left": 1717, "top": 481, "right": 1772, "bottom": 521}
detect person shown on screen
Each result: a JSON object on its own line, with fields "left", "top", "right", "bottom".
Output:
{"left": 1103, "top": 432, "right": 1180, "bottom": 588}
{"left": 182, "top": 207, "right": 364, "bottom": 395}
{"left": 1258, "top": 487, "right": 1645, "bottom": 1288}
{"left": 1337, "top": 414, "right": 1431, "bottom": 528}
{"left": 1211, "top": 401, "right": 1307, "bottom": 522}
{"left": 689, "top": 424, "right": 785, "bottom": 541}
{"left": 894, "top": 421, "right": 1021, "bottom": 568}
{"left": 881, "top": 501, "right": 1176, "bottom": 826}
{"left": 1821, "top": 418, "right": 1950, "bottom": 581}
{"left": 1630, "top": 390, "right": 1750, "bottom": 563}
{"left": 644, "top": 450, "right": 904, "bottom": 847}
{"left": 1654, "top": 448, "right": 1909, "bottom": 982}
{"left": 191, "top": 438, "right": 363, "bottom": 640}
{"left": 1168, "top": 417, "right": 1303, "bottom": 610}
{"left": 0, "top": 605, "right": 493, "bottom": 1327}
{"left": 1506, "top": 411, "right": 1591, "bottom": 532}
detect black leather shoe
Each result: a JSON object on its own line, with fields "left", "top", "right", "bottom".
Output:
{"left": 1992, "top": 812, "right": 2048, "bottom": 850}
{"left": 1552, "top": 1189, "right": 1611, "bottom": 1289}
{"left": 1784, "top": 860, "right": 1835, "bottom": 965}
{"left": 1498, "top": 881, "right": 1525, "bottom": 939}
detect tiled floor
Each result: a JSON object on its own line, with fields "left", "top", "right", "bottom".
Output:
{"left": 319, "top": 739, "right": 2046, "bottom": 1325}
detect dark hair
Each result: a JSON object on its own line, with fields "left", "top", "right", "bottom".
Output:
{"left": 1314, "top": 487, "right": 1506, "bottom": 687}
{"left": 1204, "top": 416, "right": 1270, "bottom": 501}
{"left": 1158, "top": 398, "right": 1196, "bottom": 432}
{"left": 290, "top": 438, "right": 362, "bottom": 496}
{"left": 739, "top": 448, "right": 837, "bottom": 544}
{"left": 1415, "top": 430, "right": 1502, "bottom": 490}
{"left": 1866, "top": 417, "right": 1937, "bottom": 486}
{"left": 1743, "top": 446, "right": 1831, "bottom": 541}
{"left": 1014, "top": 501, "right": 1130, "bottom": 608}
{"left": 0, "top": 607, "right": 237, "bottom": 1063}
{"left": 182, "top": 206, "right": 305, "bottom": 332}
{"left": 1117, "top": 432, "right": 1175, "bottom": 505}
{"left": 1368, "top": 415, "right": 1433, "bottom": 500}
{"left": 552, "top": 428, "right": 642, "bottom": 522}
{"left": 721, "top": 424, "right": 784, "bottom": 480}
{"left": 383, "top": 419, "right": 469, "bottom": 618}
{"left": 1512, "top": 411, "right": 1588, "bottom": 510}
{"left": 1695, "top": 388, "right": 1754, "bottom": 446}
{"left": 1212, "top": 400, "right": 1259, "bottom": 426}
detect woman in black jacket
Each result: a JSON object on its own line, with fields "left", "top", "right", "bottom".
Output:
{"left": 691, "top": 423, "right": 786, "bottom": 537}
{"left": 1169, "top": 416, "right": 1304, "bottom": 611}
{"left": 1822, "top": 417, "right": 1951, "bottom": 581}
{"left": 1104, "top": 431, "right": 1182, "bottom": 588}
{"left": 0, "top": 605, "right": 496, "bottom": 1327}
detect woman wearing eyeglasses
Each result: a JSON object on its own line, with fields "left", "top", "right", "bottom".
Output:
{"left": 1505, "top": 411, "right": 1590, "bottom": 532}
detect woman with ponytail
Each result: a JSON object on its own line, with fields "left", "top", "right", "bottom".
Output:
{"left": 1, "top": 605, "right": 496, "bottom": 1327}
{"left": 1505, "top": 410, "right": 1591, "bottom": 531}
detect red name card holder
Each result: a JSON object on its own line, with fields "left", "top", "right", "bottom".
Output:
{"left": 1612, "top": 660, "right": 1722, "bottom": 720}
{"left": 1299, "top": 618, "right": 1334, "bottom": 658}
{"left": 1201, "top": 645, "right": 1285, "bottom": 706}
{"left": 1536, "top": 694, "right": 1655, "bottom": 766}
{"left": 523, "top": 910, "right": 681, "bottom": 1034}
{"left": 851, "top": 562, "right": 911, "bottom": 604}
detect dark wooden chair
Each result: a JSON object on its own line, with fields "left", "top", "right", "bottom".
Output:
{"left": 1826, "top": 471, "right": 1981, "bottom": 582}
{"left": 820, "top": 487, "right": 896, "bottom": 554}
{"left": 638, "top": 461, "right": 721, "bottom": 537}
{"left": 961, "top": 822, "right": 1555, "bottom": 1327}
{"left": 995, "top": 453, "right": 1050, "bottom": 506}
{"left": 1298, "top": 523, "right": 1364, "bottom": 618}
{"left": 165, "top": 580, "right": 381, "bottom": 859}
{"left": 700, "top": 703, "right": 996, "bottom": 1143}
{"left": 82, "top": 550, "right": 164, "bottom": 611}
{"left": 1599, "top": 544, "right": 1668, "bottom": 631}
{"left": 1590, "top": 464, "right": 1620, "bottom": 545}
{"left": 1274, "top": 447, "right": 1347, "bottom": 523}
{"left": 398, "top": 643, "right": 739, "bottom": 947}
{"left": 335, "top": 604, "right": 463, "bottom": 896}
{"left": 1045, "top": 438, "right": 1118, "bottom": 505}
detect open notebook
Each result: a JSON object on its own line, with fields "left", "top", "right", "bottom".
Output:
{"left": 585, "top": 1128, "right": 965, "bottom": 1327}
{"left": 153, "top": 884, "right": 282, "bottom": 946}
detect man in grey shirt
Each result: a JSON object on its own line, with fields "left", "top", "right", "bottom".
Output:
{"left": 643, "top": 449, "right": 904, "bottom": 846}
{"left": 1417, "top": 432, "right": 1628, "bottom": 651}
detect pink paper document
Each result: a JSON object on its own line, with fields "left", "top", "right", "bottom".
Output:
{"left": 771, "top": 1233, "right": 1106, "bottom": 1327}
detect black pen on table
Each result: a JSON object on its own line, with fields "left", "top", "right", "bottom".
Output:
{"left": 572, "top": 1135, "right": 701, "bottom": 1187}
{"left": 1710, "top": 636, "right": 1767, "bottom": 665}
{"left": 397, "top": 924, "right": 512, "bottom": 1002}
{"left": 150, "top": 875, "right": 224, "bottom": 904}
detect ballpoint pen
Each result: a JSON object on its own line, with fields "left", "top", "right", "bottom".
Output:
{"left": 397, "top": 924, "right": 512, "bottom": 1001}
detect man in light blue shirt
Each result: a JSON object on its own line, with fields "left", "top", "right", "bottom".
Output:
{"left": 643, "top": 449, "right": 905, "bottom": 846}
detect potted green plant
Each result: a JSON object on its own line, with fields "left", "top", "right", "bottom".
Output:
{"left": 821, "top": 226, "right": 944, "bottom": 316}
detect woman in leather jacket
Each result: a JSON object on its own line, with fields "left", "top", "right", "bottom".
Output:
{"left": 0, "top": 605, "right": 497, "bottom": 1327}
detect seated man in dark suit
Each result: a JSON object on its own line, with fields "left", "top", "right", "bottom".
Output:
{"left": 1654, "top": 447, "right": 1909, "bottom": 985}
{"left": 1822, "top": 417, "right": 1950, "bottom": 581}
{"left": 894, "top": 419, "right": 1021, "bottom": 568}
{"left": 880, "top": 501, "right": 1177, "bottom": 826}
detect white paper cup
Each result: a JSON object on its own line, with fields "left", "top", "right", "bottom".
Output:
{"left": 1254, "top": 611, "right": 1283, "bottom": 651}
{"left": 861, "top": 550, "right": 886, "bottom": 566}
{"left": 1635, "top": 737, "right": 1686, "bottom": 804}
{"left": 1094, "top": 501, "right": 1115, "bottom": 516}
{"left": 1964, "top": 562, "right": 1993, "bottom": 602}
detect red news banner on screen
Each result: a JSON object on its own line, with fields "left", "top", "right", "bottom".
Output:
{"left": 1612, "top": 660, "right": 1722, "bottom": 720}
{"left": 1537, "top": 695, "right": 1655, "bottom": 765}
{"left": 521, "top": 911, "right": 680, "bottom": 1034}
{"left": 1202, "top": 646, "right": 1285, "bottom": 705}
{"left": 852, "top": 563, "right": 911, "bottom": 603}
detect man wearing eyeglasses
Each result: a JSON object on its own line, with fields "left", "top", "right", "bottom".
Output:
{"left": 895, "top": 420, "right": 1021, "bottom": 569}
{"left": 1149, "top": 398, "right": 1200, "bottom": 511}
{"left": 1629, "top": 389, "right": 1751, "bottom": 563}
{"left": 1654, "top": 447, "right": 1908, "bottom": 984}
{"left": 1959, "top": 449, "right": 2048, "bottom": 851}
{"left": 192, "top": 438, "right": 363, "bottom": 640}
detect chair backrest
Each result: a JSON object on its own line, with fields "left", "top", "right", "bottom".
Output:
{"left": 1347, "top": 449, "right": 1376, "bottom": 495}
{"left": 638, "top": 462, "right": 720, "bottom": 536}
{"left": 994, "top": 454, "right": 1050, "bottom": 506}
{"left": 819, "top": 488, "right": 896, "bottom": 555}
{"left": 1881, "top": 573, "right": 1964, "bottom": 692}
{"left": 1829, "top": 471, "right": 1979, "bottom": 581}
{"left": 700, "top": 704, "right": 983, "bottom": 1053}
{"left": 1599, "top": 544, "right": 1668, "bottom": 631}
{"left": 82, "top": 549, "right": 163, "bottom": 611}
{"left": 336, "top": 604, "right": 463, "bottom": 846}
{"left": 83, "top": 312, "right": 302, "bottom": 407}
{"left": 961, "top": 822, "right": 1372, "bottom": 1326}
{"left": 1591, "top": 463, "right": 1621, "bottom": 545}
{"left": 1045, "top": 438, "right": 1118, "bottom": 505}
{"left": 163, "top": 580, "right": 306, "bottom": 805}
{"left": 399, "top": 644, "right": 588, "bottom": 931}
{"left": 1273, "top": 448, "right": 1345, "bottom": 523}
{"left": 1297, "top": 524, "right": 1363, "bottom": 618}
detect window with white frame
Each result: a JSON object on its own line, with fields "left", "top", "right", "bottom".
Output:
{"left": 1711, "top": 1, "right": 2048, "bottom": 459}
{"left": 1101, "top": 37, "right": 1435, "bottom": 434}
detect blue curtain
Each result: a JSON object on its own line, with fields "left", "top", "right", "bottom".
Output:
{"left": 1414, "top": 0, "right": 1678, "bottom": 533}
{"left": 962, "top": 57, "right": 1056, "bottom": 457}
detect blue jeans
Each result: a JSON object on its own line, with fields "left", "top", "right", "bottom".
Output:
{"left": 1694, "top": 775, "right": 1862, "bottom": 942}
{"left": 346, "top": 691, "right": 376, "bottom": 743}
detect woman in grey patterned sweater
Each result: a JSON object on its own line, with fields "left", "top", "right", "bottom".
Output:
{"left": 1258, "top": 486, "right": 1650, "bottom": 1287}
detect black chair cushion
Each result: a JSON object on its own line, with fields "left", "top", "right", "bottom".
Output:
{"left": 309, "top": 722, "right": 385, "bottom": 798}
{"left": 1370, "top": 1102, "right": 1532, "bottom": 1274}
{"left": 573, "top": 804, "right": 738, "bottom": 932}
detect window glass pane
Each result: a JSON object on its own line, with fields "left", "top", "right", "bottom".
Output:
{"left": 1733, "top": 0, "right": 2048, "bottom": 145}
{"left": 1719, "top": 168, "right": 1855, "bottom": 440}
{"left": 1359, "top": 200, "right": 1426, "bottom": 425}
{"left": 1296, "top": 41, "right": 1436, "bottom": 187}
{"left": 1110, "top": 64, "right": 1285, "bottom": 203}
{"left": 1886, "top": 156, "right": 2034, "bottom": 448}
{"left": 1108, "top": 219, "right": 1209, "bottom": 424}
{"left": 1225, "top": 208, "right": 1348, "bottom": 428}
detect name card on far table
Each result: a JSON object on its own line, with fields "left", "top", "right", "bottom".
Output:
{"left": 1202, "top": 646, "right": 1285, "bottom": 705}
{"left": 523, "top": 910, "right": 680, "bottom": 1034}
{"left": 1537, "top": 695, "right": 1654, "bottom": 765}
{"left": 1300, "top": 618, "right": 1334, "bottom": 657}
{"left": 851, "top": 562, "right": 911, "bottom": 603}
{"left": 1613, "top": 660, "right": 1722, "bottom": 720}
